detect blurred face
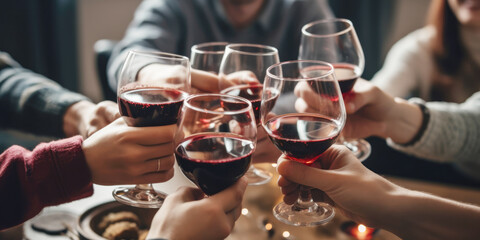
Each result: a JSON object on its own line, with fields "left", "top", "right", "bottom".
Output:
{"left": 448, "top": 0, "right": 480, "bottom": 27}
{"left": 220, "top": 0, "right": 265, "bottom": 28}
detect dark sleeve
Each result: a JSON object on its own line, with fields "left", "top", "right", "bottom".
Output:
{"left": 107, "top": 0, "right": 183, "bottom": 91}
{"left": 0, "top": 136, "right": 93, "bottom": 230}
{"left": 0, "top": 52, "right": 91, "bottom": 137}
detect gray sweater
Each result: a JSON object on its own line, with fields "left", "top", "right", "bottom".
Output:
{"left": 389, "top": 93, "right": 480, "bottom": 181}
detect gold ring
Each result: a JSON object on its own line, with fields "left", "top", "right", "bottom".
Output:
{"left": 157, "top": 159, "right": 161, "bottom": 172}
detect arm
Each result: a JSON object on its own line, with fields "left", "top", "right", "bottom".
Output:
{"left": 0, "top": 118, "right": 178, "bottom": 230}
{"left": 277, "top": 146, "right": 480, "bottom": 240}
{"left": 296, "top": 79, "right": 480, "bottom": 163}
{"left": 0, "top": 136, "right": 93, "bottom": 230}
{"left": 107, "top": 0, "right": 183, "bottom": 91}
{"left": 0, "top": 52, "right": 119, "bottom": 138}
{"left": 0, "top": 52, "right": 90, "bottom": 137}
{"left": 370, "top": 27, "right": 434, "bottom": 99}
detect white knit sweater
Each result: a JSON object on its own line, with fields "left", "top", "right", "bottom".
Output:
{"left": 388, "top": 93, "right": 480, "bottom": 181}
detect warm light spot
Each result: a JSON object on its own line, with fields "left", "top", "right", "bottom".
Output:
{"left": 358, "top": 224, "right": 367, "bottom": 233}
{"left": 271, "top": 163, "right": 277, "bottom": 168}
{"left": 241, "top": 208, "right": 249, "bottom": 215}
{"left": 265, "top": 223, "right": 273, "bottom": 231}
{"left": 282, "top": 231, "right": 290, "bottom": 238}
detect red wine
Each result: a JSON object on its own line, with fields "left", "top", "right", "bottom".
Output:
{"left": 118, "top": 88, "right": 188, "bottom": 126}
{"left": 332, "top": 64, "right": 361, "bottom": 94}
{"left": 221, "top": 85, "right": 278, "bottom": 125}
{"left": 264, "top": 114, "right": 341, "bottom": 165}
{"left": 175, "top": 133, "right": 254, "bottom": 195}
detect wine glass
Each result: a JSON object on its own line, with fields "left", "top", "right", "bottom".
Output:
{"left": 174, "top": 94, "right": 257, "bottom": 196}
{"left": 299, "top": 18, "right": 371, "bottom": 162}
{"left": 261, "top": 60, "right": 346, "bottom": 226}
{"left": 218, "top": 43, "right": 280, "bottom": 185}
{"left": 113, "top": 50, "right": 190, "bottom": 208}
{"left": 190, "top": 42, "right": 228, "bottom": 73}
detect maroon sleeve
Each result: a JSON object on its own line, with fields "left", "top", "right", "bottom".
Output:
{"left": 0, "top": 136, "right": 94, "bottom": 230}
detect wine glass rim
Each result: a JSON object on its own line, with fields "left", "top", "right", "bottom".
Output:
{"left": 302, "top": 18, "right": 353, "bottom": 38}
{"left": 184, "top": 93, "right": 253, "bottom": 115}
{"left": 266, "top": 60, "right": 335, "bottom": 81}
{"left": 128, "top": 49, "right": 189, "bottom": 61}
{"left": 225, "top": 43, "right": 278, "bottom": 56}
{"left": 191, "top": 42, "right": 229, "bottom": 54}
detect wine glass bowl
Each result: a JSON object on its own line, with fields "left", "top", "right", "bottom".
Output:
{"left": 113, "top": 50, "right": 190, "bottom": 208}
{"left": 261, "top": 60, "right": 346, "bottom": 226}
{"left": 174, "top": 94, "right": 257, "bottom": 195}
{"left": 190, "top": 42, "right": 228, "bottom": 73}
{"left": 299, "top": 18, "right": 371, "bottom": 161}
{"left": 218, "top": 43, "right": 280, "bottom": 185}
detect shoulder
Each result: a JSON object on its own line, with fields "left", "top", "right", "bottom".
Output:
{"left": 393, "top": 26, "right": 435, "bottom": 51}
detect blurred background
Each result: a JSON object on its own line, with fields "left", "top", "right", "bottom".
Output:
{"left": 9, "top": 0, "right": 473, "bottom": 188}
{"left": 0, "top": 0, "right": 428, "bottom": 103}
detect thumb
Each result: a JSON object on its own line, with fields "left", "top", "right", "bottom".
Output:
{"left": 277, "top": 156, "right": 337, "bottom": 192}
{"left": 168, "top": 186, "right": 205, "bottom": 204}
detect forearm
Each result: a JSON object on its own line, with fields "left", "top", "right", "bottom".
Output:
{"left": 384, "top": 97, "right": 423, "bottom": 144}
{"left": 382, "top": 189, "right": 480, "bottom": 239}
{"left": 0, "top": 137, "right": 93, "bottom": 229}
{"left": 0, "top": 62, "right": 89, "bottom": 137}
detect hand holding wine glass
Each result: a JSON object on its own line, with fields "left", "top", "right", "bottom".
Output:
{"left": 299, "top": 18, "right": 371, "bottom": 161}
{"left": 218, "top": 43, "right": 281, "bottom": 185}
{"left": 190, "top": 42, "right": 228, "bottom": 93}
{"left": 113, "top": 50, "right": 190, "bottom": 208}
{"left": 261, "top": 60, "right": 346, "bottom": 226}
{"left": 174, "top": 94, "right": 257, "bottom": 196}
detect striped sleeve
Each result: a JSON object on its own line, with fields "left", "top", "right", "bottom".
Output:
{"left": 0, "top": 52, "right": 90, "bottom": 137}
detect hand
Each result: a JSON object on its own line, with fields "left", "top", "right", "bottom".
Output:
{"left": 277, "top": 145, "right": 403, "bottom": 227}
{"left": 147, "top": 177, "right": 248, "bottom": 240}
{"left": 137, "top": 63, "right": 189, "bottom": 90}
{"left": 294, "top": 79, "right": 422, "bottom": 143}
{"left": 82, "top": 118, "right": 175, "bottom": 185}
{"left": 190, "top": 68, "right": 221, "bottom": 93}
{"left": 220, "top": 70, "right": 260, "bottom": 90}
{"left": 63, "top": 100, "right": 120, "bottom": 138}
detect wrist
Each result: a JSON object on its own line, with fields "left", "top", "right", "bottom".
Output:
{"left": 384, "top": 98, "right": 423, "bottom": 144}
{"left": 63, "top": 100, "right": 95, "bottom": 137}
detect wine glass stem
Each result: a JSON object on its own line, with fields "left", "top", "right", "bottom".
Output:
{"left": 135, "top": 184, "right": 153, "bottom": 190}
{"left": 292, "top": 185, "right": 318, "bottom": 212}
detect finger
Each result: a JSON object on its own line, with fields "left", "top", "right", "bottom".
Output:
{"left": 293, "top": 82, "right": 321, "bottom": 111}
{"left": 226, "top": 204, "right": 242, "bottom": 223}
{"left": 131, "top": 168, "right": 174, "bottom": 184}
{"left": 136, "top": 142, "right": 175, "bottom": 161}
{"left": 346, "top": 79, "right": 376, "bottom": 114}
{"left": 295, "top": 98, "right": 317, "bottom": 113}
{"left": 277, "top": 154, "right": 338, "bottom": 191}
{"left": 283, "top": 191, "right": 299, "bottom": 205}
{"left": 168, "top": 186, "right": 205, "bottom": 204}
{"left": 142, "top": 155, "right": 175, "bottom": 174}
{"left": 207, "top": 177, "right": 247, "bottom": 213}
{"left": 123, "top": 124, "right": 176, "bottom": 146}
{"left": 98, "top": 101, "right": 120, "bottom": 123}
{"left": 278, "top": 177, "right": 298, "bottom": 195}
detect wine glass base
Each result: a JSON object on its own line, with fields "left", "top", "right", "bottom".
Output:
{"left": 245, "top": 165, "right": 273, "bottom": 185}
{"left": 343, "top": 138, "right": 371, "bottom": 162}
{"left": 273, "top": 201, "right": 335, "bottom": 226}
{"left": 113, "top": 187, "right": 166, "bottom": 208}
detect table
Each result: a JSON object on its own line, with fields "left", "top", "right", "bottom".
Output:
{"left": 3, "top": 162, "right": 480, "bottom": 240}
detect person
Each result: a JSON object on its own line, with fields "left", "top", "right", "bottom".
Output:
{"left": 0, "top": 52, "right": 176, "bottom": 229}
{"left": 146, "top": 177, "right": 247, "bottom": 240}
{"left": 295, "top": 78, "right": 480, "bottom": 181}
{"left": 107, "top": 0, "right": 333, "bottom": 92}
{"left": 371, "top": 0, "right": 480, "bottom": 103}
{"left": 276, "top": 145, "right": 480, "bottom": 240}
